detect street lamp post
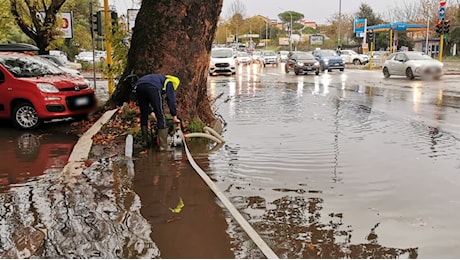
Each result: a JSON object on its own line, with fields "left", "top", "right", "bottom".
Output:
{"left": 424, "top": 0, "right": 431, "bottom": 55}
{"left": 338, "top": 0, "right": 342, "bottom": 48}
{"left": 265, "top": 20, "right": 268, "bottom": 49}
{"left": 286, "top": 11, "right": 293, "bottom": 51}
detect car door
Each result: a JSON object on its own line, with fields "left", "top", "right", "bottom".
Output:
{"left": 391, "top": 53, "right": 407, "bottom": 76}
{"left": 0, "top": 69, "right": 8, "bottom": 117}
{"left": 340, "top": 50, "right": 350, "bottom": 63}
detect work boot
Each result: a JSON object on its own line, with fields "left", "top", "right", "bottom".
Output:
{"left": 157, "top": 128, "right": 170, "bottom": 152}
{"left": 141, "top": 126, "right": 151, "bottom": 148}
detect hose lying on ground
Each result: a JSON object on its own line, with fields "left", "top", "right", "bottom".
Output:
{"left": 182, "top": 126, "right": 225, "bottom": 144}
{"left": 176, "top": 128, "right": 279, "bottom": 259}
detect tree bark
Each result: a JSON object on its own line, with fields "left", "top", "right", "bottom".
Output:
{"left": 109, "top": 0, "right": 223, "bottom": 125}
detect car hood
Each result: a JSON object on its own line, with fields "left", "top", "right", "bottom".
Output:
{"left": 298, "top": 58, "right": 318, "bottom": 63}
{"left": 408, "top": 59, "right": 443, "bottom": 67}
{"left": 21, "top": 74, "right": 88, "bottom": 89}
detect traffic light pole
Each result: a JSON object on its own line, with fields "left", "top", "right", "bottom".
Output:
{"left": 103, "top": 0, "right": 114, "bottom": 95}
{"left": 89, "top": 1, "right": 97, "bottom": 90}
{"left": 439, "top": 34, "right": 444, "bottom": 62}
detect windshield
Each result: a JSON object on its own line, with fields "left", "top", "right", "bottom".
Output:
{"left": 211, "top": 49, "right": 233, "bottom": 58}
{"left": 0, "top": 55, "right": 63, "bottom": 77}
{"left": 406, "top": 52, "right": 433, "bottom": 60}
{"left": 322, "top": 50, "right": 338, "bottom": 56}
{"left": 297, "top": 53, "right": 315, "bottom": 60}
{"left": 263, "top": 51, "right": 276, "bottom": 56}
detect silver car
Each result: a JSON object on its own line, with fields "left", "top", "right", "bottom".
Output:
{"left": 382, "top": 51, "right": 443, "bottom": 80}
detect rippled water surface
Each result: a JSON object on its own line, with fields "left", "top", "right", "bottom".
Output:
{"left": 203, "top": 73, "right": 460, "bottom": 258}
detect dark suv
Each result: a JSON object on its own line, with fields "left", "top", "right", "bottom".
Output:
{"left": 311, "top": 49, "right": 345, "bottom": 72}
{"left": 0, "top": 50, "right": 97, "bottom": 129}
{"left": 285, "top": 51, "right": 320, "bottom": 75}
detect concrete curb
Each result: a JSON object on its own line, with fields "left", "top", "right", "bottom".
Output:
{"left": 62, "top": 108, "right": 118, "bottom": 175}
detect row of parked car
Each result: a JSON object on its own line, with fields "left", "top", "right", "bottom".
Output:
{"left": 209, "top": 47, "right": 351, "bottom": 76}
{"left": 210, "top": 46, "right": 443, "bottom": 80}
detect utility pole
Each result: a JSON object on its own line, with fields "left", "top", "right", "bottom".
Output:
{"left": 338, "top": 0, "right": 342, "bottom": 48}
{"left": 89, "top": 0, "right": 97, "bottom": 90}
{"left": 265, "top": 20, "right": 268, "bottom": 49}
{"left": 286, "top": 11, "right": 293, "bottom": 51}
{"left": 103, "top": 0, "right": 114, "bottom": 95}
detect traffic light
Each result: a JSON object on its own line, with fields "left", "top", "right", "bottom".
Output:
{"left": 368, "top": 30, "right": 374, "bottom": 42}
{"left": 90, "top": 11, "right": 103, "bottom": 36}
{"left": 435, "top": 20, "right": 443, "bottom": 34}
{"left": 110, "top": 11, "right": 118, "bottom": 34}
{"left": 443, "top": 19, "right": 451, "bottom": 34}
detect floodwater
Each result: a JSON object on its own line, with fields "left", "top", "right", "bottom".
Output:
{"left": 1, "top": 66, "right": 460, "bottom": 258}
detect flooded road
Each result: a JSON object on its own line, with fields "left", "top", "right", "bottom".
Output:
{"left": 203, "top": 65, "right": 460, "bottom": 258}
{"left": 1, "top": 64, "right": 459, "bottom": 258}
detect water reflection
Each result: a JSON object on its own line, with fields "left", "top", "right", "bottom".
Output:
{"left": 240, "top": 195, "right": 419, "bottom": 258}
{"left": 0, "top": 131, "right": 75, "bottom": 192}
{"left": 132, "top": 145, "right": 234, "bottom": 259}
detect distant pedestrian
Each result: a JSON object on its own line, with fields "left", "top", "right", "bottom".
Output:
{"left": 135, "top": 74, "right": 180, "bottom": 150}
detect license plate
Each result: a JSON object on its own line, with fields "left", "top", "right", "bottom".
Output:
{"left": 75, "top": 97, "right": 89, "bottom": 106}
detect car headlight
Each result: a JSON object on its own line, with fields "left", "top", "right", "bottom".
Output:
{"left": 297, "top": 62, "right": 304, "bottom": 66}
{"left": 323, "top": 58, "right": 329, "bottom": 64}
{"left": 37, "top": 83, "right": 59, "bottom": 93}
{"left": 314, "top": 61, "right": 319, "bottom": 66}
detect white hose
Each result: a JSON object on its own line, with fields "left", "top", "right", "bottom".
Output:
{"left": 184, "top": 132, "right": 223, "bottom": 143}
{"left": 177, "top": 129, "right": 278, "bottom": 259}
{"left": 203, "top": 126, "right": 226, "bottom": 143}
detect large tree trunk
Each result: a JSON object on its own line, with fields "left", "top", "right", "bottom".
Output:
{"left": 108, "top": 0, "right": 223, "bottom": 125}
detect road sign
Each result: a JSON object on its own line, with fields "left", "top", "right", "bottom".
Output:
{"left": 439, "top": 7, "right": 445, "bottom": 18}
{"left": 439, "top": 0, "right": 447, "bottom": 21}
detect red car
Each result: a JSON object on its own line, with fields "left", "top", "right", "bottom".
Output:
{"left": 0, "top": 51, "right": 97, "bottom": 129}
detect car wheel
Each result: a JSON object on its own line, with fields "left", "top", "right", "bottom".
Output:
{"left": 353, "top": 59, "right": 361, "bottom": 65}
{"left": 294, "top": 69, "right": 299, "bottom": 75}
{"left": 315, "top": 70, "right": 320, "bottom": 75}
{"left": 383, "top": 67, "right": 390, "bottom": 78}
{"left": 263, "top": 63, "right": 266, "bottom": 67}
{"left": 406, "top": 67, "right": 415, "bottom": 80}
{"left": 328, "top": 69, "right": 332, "bottom": 72}
{"left": 340, "top": 68, "right": 344, "bottom": 72}
{"left": 285, "top": 64, "right": 289, "bottom": 73}
{"left": 13, "top": 102, "right": 41, "bottom": 129}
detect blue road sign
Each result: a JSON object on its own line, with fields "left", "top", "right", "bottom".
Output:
{"left": 439, "top": 7, "right": 445, "bottom": 19}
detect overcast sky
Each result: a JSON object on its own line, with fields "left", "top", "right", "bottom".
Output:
{"left": 112, "top": 0, "right": 413, "bottom": 24}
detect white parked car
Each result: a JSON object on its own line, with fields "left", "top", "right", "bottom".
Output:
{"left": 277, "top": 50, "right": 289, "bottom": 62}
{"left": 339, "top": 49, "right": 369, "bottom": 65}
{"left": 38, "top": 55, "right": 82, "bottom": 77}
{"left": 382, "top": 51, "right": 443, "bottom": 80}
{"left": 75, "top": 51, "right": 106, "bottom": 63}
{"left": 235, "top": 52, "right": 251, "bottom": 65}
{"left": 260, "top": 50, "right": 278, "bottom": 67}
{"left": 251, "top": 51, "right": 262, "bottom": 64}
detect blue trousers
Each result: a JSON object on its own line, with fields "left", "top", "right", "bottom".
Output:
{"left": 136, "top": 83, "right": 167, "bottom": 129}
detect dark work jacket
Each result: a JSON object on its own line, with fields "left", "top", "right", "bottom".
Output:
{"left": 136, "top": 74, "right": 177, "bottom": 116}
